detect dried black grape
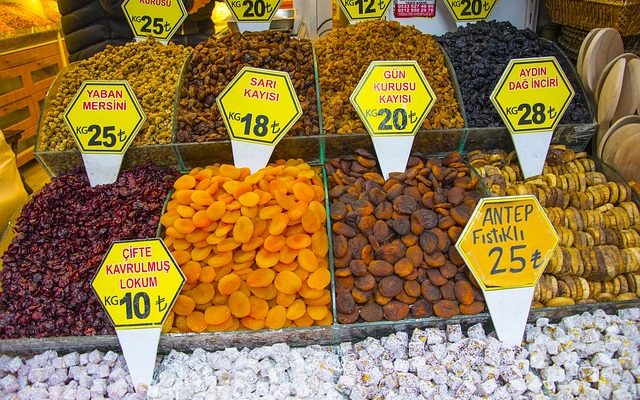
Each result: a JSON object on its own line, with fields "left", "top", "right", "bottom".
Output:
{"left": 438, "top": 21, "right": 592, "bottom": 128}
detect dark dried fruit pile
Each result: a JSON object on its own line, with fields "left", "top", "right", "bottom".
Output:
{"left": 437, "top": 20, "right": 592, "bottom": 128}
{"left": 326, "top": 149, "right": 486, "bottom": 323}
{"left": 0, "top": 165, "right": 179, "bottom": 338}
{"left": 176, "top": 31, "right": 319, "bottom": 142}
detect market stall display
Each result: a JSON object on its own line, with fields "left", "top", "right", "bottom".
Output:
{"left": 326, "top": 149, "right": 486, "bottom": 323}
{"left": 469, "top": 146, "right": 640, "bottom": 307}
{"left": 160, "top": 160, "right": 332, "bottom": 332}
{"left": 437, "top": 20, "right": 592, "bottom": 129}
{"left": 175, "top": 31, "right": 319, "bottom": 143}
{"left": 315, "top": 20, "right": 465, "bottom": 134}
{"left": 0, "top": 165, "right": 180, "bottom": 339}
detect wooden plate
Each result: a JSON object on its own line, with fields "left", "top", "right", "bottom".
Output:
{"left": 578, "top": 28, "right": 601, "bottom": 88}
{"left": 613, "top": 59, "right": 640, "bottom": 122}
{"left": 602, "top": 123, "right": 640, "bottom": 166}
{"left": 583, "top": 28, "right": 624, "bottom": 94}
{"left": 613, "top": 131, "right": 640, "bottom": 182}
{"left": 597, "top": 58, "right": 626, "bottom": 126}
{"left": 598, "top": 115, "right": 640, "bottom": 157}
{"left": 595, "top": 53, "right": 639, "bottom": 103}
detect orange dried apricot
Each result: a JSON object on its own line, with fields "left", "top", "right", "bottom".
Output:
{"left": 172, "top": 250, "right": 191, "bottom": 265}
{"left": 197, "top": 267, "right": 215, "bottom": 283}
{"left": 182, "top": 261, "right": 201, "bottom": 284}
{"left": 161, "top": 212, "right": 178, "bottom": 228}
{"left": 307, "top": 268, "right": 330, "bottom": 290}
{"left": 301, "top": 211, "right": 322, "bottom": 233}
{"left": 228, "top": 291, "right": 251, "bottom": 318}
{"left": 292, "top": 182, "right": 315, "bottom": 203}
{"left": 286, "top": 233, "right": 311, "bottom": 250}
{"left": 287, "top": 201, "right": 309, "bottom": 221}
{"left": 246, "top": 269, "right": 276, "bottom": 288}
{"left": 221, "top": 210, "right": 241, "bottom": 224}
{"left": 207, "top": 316, "right": 235, "bottom": 332}
{"left": 264, "top": 235, "right": 286, "bottom": 252}
{"left": 191, "top": 190, "right": 214, "bottom": 206}
{"left": 265, "top": 305, "right": 287, "bottom": 329}
{"left": 241, "top": 206, "right": 258, "bottom": 218}
{"left": 190, "top": 283, "right": 215, "bottom": 304}
{"left": 276, "top": 291, "right": 297, "bottom": 307}
{"left": 174, "top": 315, "right": 188, "bottom": 331}
{"left": 206, "top": 233, "right": 224, "bottom": 245}
{"left": 214, "top": 265, "right": 233, "bottom": 282}
{"left": 279, "top": 246, "right": 298, "bottom": 264}
{"left": 174, "top": 218, "right": 196, "bottom": 235}
{"left": 274, "top": 270, "right": 302, "bottom": 294}
{"left": 212, "top": 293, "right": 228, "bottom": 305}
{"left": 191, "top": 247, "right": 212, "bottom": 262}
{"left": 186, "top": 311, "right": 207, "bottom": 332}
{"left": 174, "top": 175, "right": 197, "bottom": 190}
{"left": 176, "top": 190, "right": 195, "bottom": 205}
{"left": 286, "top": 299, "right": 306, "bottom": 320}
{"left": 166, "top": 227, "right": 185, "bottom": 239}
{"left": 268, "top": 213, "right": 290, "bottom": 236}
{"left": 294, "top": 268, "right": 310, "bottom": 282}
{"left": 252, "top": 218, "right": 268, "bottom": 238}
{"left": 217, "top": 238, "right": 241, "bottom": 252}
{"left": 241, "top": 316, "right": 266, "bottom": 331}
{"left": 192, "top": 211, "right": 212, "bottom": 228}
{"left": 249, "top": 296, "right": 269, "bottom": 319}
{"left": 233, "top": 249, "right": 256, "bottom": 263}
{"left": 218, "top": 273, "right": 242, "bottom": 295}
{"left": 250, "top": 284, "right": 277, "bottom": 300}
{"left": 204, "top": 305, "right": 230, "bottom": 325}
{"left": 308, "top": 201, "right": 326, "bottom": 222}
{"left": 214, "top": 223, "right": 234, "bottom": 237}
{"left": 299, "top": 282, "right": 324, "bottom": 299}
{"left": 173, "top": 295, "right": 196, "bottom": 316}
{"left": 273, "top": 261, "right": 297, "bottom": 272}
{"left": 233, "top": 216, "right": 254, "bottom": 244}
{"left": 256, "top": 248, "right": 280, "bottom": 269}
{"left": 307, "top": 305, "right": 328, "bottom": 321}
{"left": 172, "top": 239, "right": 191, "bottom": 251}
{"left": 219, "top": 164, "right": 242, "bottom": 179}
{"left": 162, "top": 311, "right": 175, "bottom": 333}
{"left": 311, "top": 231, "right": 329, "bottom": 258}
{"left": 206, "top": 201, "right": 226, "bottom": 221}
{"left": 260, "top": 205, "right": 283, "bottom": 219}
{"left": 318, "top": 311, "right": 333, "bottom": 326}
{"left": 293, "top": 312, "right": 314, "bottom": 327}
{"left": 208, "top": 251, "right": 233, "bottom": 268}
{"left": 304, "top": 289, "right": 331, "bottom": 306}
{"left": 238, "top": 192, "right": 260, "bottom": 207}
{"left": 297, "top": 248, "right": 318, "bottom": 272}
{"left": 242, "top": 236, "right": 264, "bottom": 252}
{"left": 274, "top": 191, "right": 296, "bottom": 210}
{"left": 186, "top": 230, "right": 208, "bottom": 244}
{"left": 244, "top": 170, "right": 266, "bottom": 185}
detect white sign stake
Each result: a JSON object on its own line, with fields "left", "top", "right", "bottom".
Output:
{"left": 371, "top": 136, "right": 414, "bottom": 180}
{"left": 512, "top": 131, "right": 553, "bottom": 179}
{"left": 116, "top": 327, "right": 161, "bottom": 391}
{"left": 237, "top": 22, "right": 271, "bottom": 32}
{"left": 483, "top": 286, "right": 535, "bottom": 347}
{"left": 232, "top": 142, "right": 274, "bottom": 173}
{"left": 81, "top": 154, "right": 125, "bottom": 187}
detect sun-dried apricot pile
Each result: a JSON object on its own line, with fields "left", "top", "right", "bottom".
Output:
{"left": 161, "top": 160, "right": 332, "bottom": 332}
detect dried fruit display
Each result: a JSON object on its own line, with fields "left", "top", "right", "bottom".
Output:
{"left": 0, "top": 2, "right": 54, "bottom": 34}
{"left": 326, "top": 149, "right": 486, "bottom": 323}
{"left": 438, "top": 21, "right": 592, "bottom": 128}
{"left": 315, "top": 20, "right": 465, "bottom": 134}
{"left": 0, "top": 165, "right": 180, "bottom": 338}
{"left": 176, "top": 31, "right": 319, "bottom": 142}
{"left": 469, "top": 146, "right": 640, "bottom": 307}
{"left": 37, "top": 40, "right": 190, "bottom": 151}
{"left": 161, "top": 161, "right": 331, "bottom": 332}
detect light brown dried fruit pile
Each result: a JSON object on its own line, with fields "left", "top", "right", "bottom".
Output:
{"left": 315, "top": 20, "right": 465, "bottom": 134}
{"left": 327, "top": 149, "right": 485, "bottom": 323}
{"left": 470, "top": 145, "right": 640, "bottom": 307}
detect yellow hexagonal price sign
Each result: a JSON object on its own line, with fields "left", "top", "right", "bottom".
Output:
{"left": 350, "top": 61, "right": 436, "bottom": 137}
{"left": 92, "top": 239, "right": 185, "bottom": 329}
{"left": 216, "top": 67, "right": 302, "bottom": 146}
{"left": 338, "top": 0, "right": 393, "bottom": 21}
{"left": 224, "top": 0, "right": 283, "bottom": 22}
{"left": 490, "top": 57, "right": 575, "bottom": 135}
{"left": 63, "top": 81, "right": 145, "bottom": 155}
{"left": 122, "top": 0, "right": 187, "bottom": 41}
{"left": 455, "top": 195, "right": 559, "bottom": 291}
{"left": 443, "top": 0, "right": 500, "bottom": 22}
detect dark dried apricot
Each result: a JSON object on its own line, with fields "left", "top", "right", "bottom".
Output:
{"left": 440, "top": 280, "right": 455, "bottom": 301}
{"left": 360, "top": 303, "right": 384, "bottom": 322}
{"left": 411, "top": 299, "right": 433, "bottom": 318}
{"left": 393, "top": 195, "right": 418, "bottom": 214}
{"left": 394, "top": 258, "right": 414, "bottom": 278}
{"left": 440, "top": 261, "right": 458, "bottom": 279}
{"left": 450, "top": 205, "right": 471, "bottom": 225}
{"left": 454, "top": 280, "right": 475, "bottom": 305}
{"left": 338, "top": 309, "right": 360, "bottom": 324}
{"left": 354, "top": 273, "right": 377, "bottom": 291}
{"left": 447, "top": 187, "right": 465, "bottom": 206}
{"left": 449, "top": 247, "right": 465, "bottom": 266}
{"left": 375, "top": 201, "right": 394, "bottom": 220}
{"left": 333, "top": 222, "right": 356, "bottom": 238}
{"left": 404, "top": 280, "right": 421, "bottom": 298}
{"left": 333, "top": 235, "right": 348, "bottom": 258}
{"left": 427, "top": 268, "right": 448, "bottom": 286}
{"left": 383, "top": 301, "right": 410, "bottom": 321}
{"left": 350, "top": 260, "right": 368, "bottom": 276}
{"left": 375, "top": 241, "right": 406, "bottom": 264}
{"left": 335, "top": 276, "right": 354, "bottom": 293}
{"left": 373, "top": 220, "right": 392, "bottom": 243}
{"left": 390, "top": 217, "right": 411, "bottom": 235}
{"left": 421, "top": 280, "right": 442, "bottom": 303}
{"left": 351, "top": 287, "right": 373, "bottom": 304}
{"left": 424, "top": 252, "right": 446, "bottom": 268}
{"left": 433, "top": 299, "right": 460, "bottom": 318}
{"left": 460, "top": 301, "right": 485, "bottom": 315}
{"left": 368, "top": 260, "right": 394, "bottom": 277}
{"left": 419, "top": 231, "right": 438, "bottom": 254}
{"left": 378, "top": 276, "right": 403, "bottom": 297}
{"left": 336, "top": 292, "right": 356, "bottom": 314}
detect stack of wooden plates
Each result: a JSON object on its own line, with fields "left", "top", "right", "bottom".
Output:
{"left": 578, "top": 29, "right": 640, "bottom": 180}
